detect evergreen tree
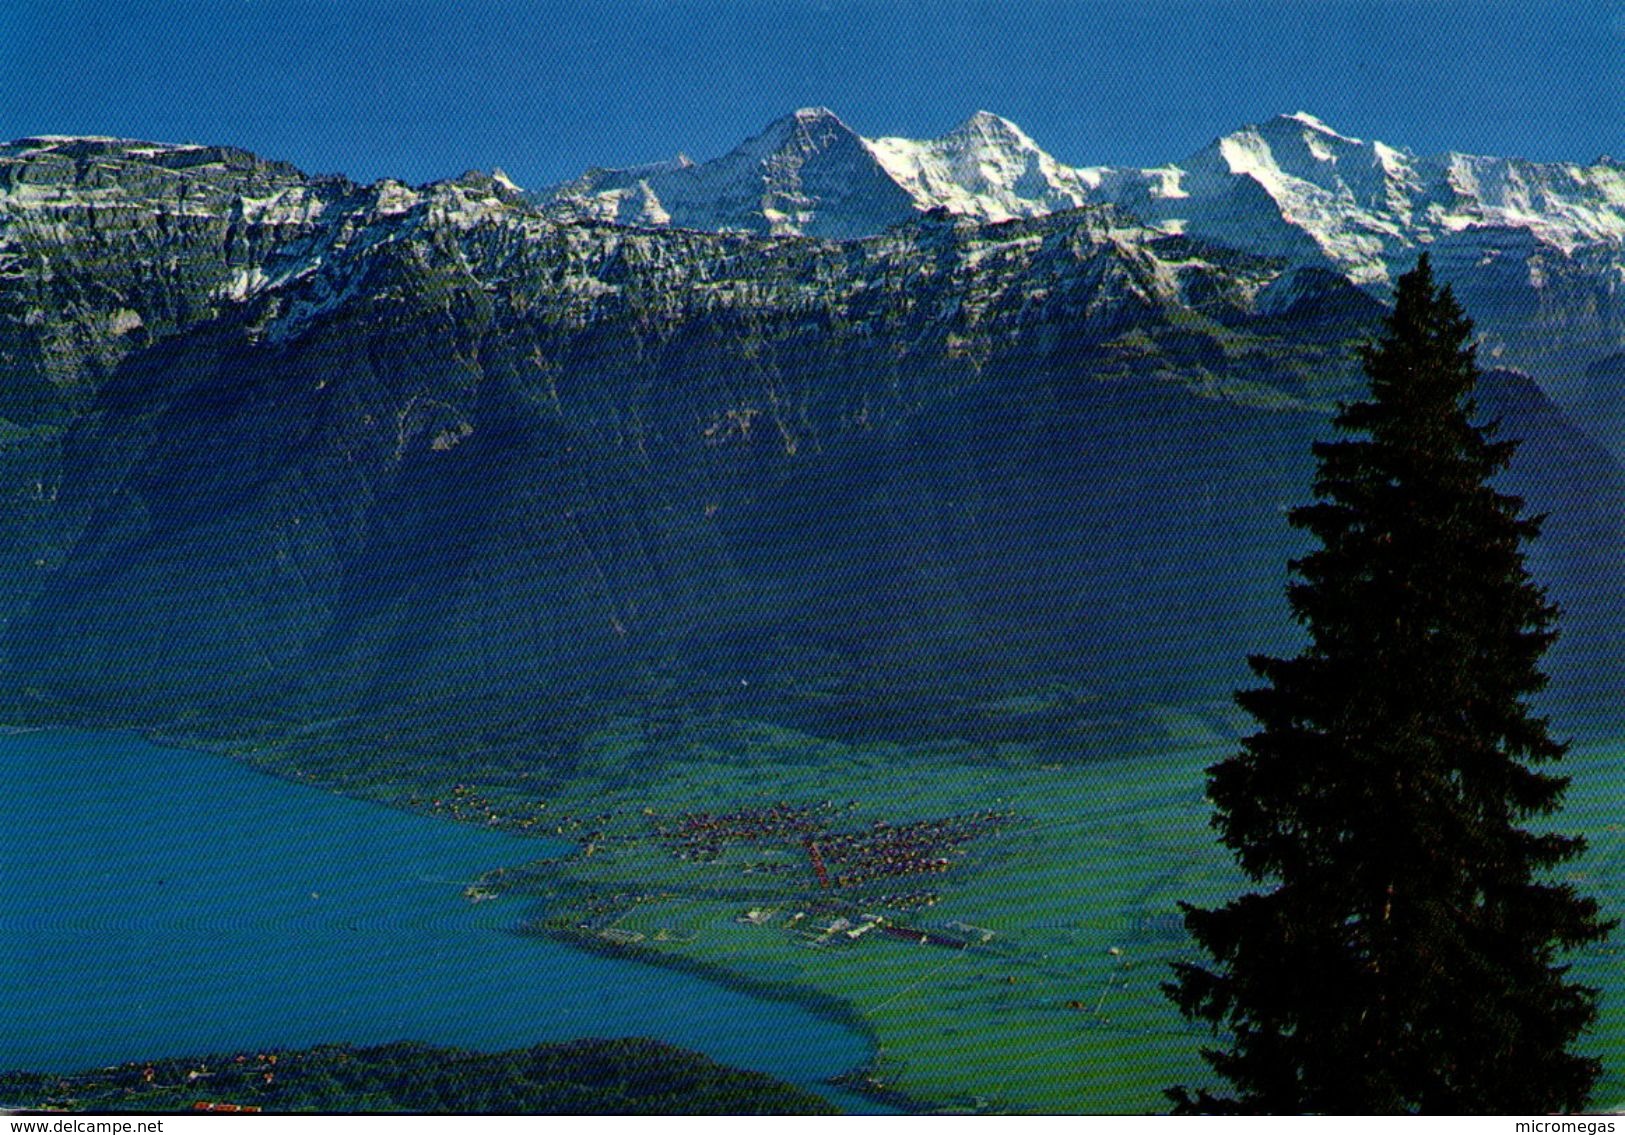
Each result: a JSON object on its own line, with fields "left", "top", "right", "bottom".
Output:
{"left": 1164, "top": 255, "right": 1614, "bottom": 1113}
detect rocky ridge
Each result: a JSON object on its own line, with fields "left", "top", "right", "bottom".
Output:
{"left": 0, "top": 124, "right": 1620, "bottom": 761}
{"left": 541, "top": 109, "right": 1625, "bottom": 397}
{"left": 542, "top": 107, "right": 1625, "bottom": 283}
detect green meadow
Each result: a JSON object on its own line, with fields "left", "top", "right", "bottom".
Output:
{"left": 417, "top": 713, "right": 1625, "bottom": 1114}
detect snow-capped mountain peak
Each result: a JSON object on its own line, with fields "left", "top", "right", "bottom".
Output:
{"left": 734, "top": 106, "right": 862, "bottom": 161}
{"left": 538, "top": 105, "right": 917, "bottom": 239}
{"left": 864, "top": 112, "right": 1098, "bottom": 223}
{"left": 1162, "top": 113, "right": 1412, "bottom": 280}
{"left": 1279, "top": 111, "right": 1361, "bottom": 142}
{"left": 537, "top": 107, "right": 1625, "bottom": 296}
{"left": 1209, "top": 113, "right": 1388, "bottom": 197}
{"left": 1146, "top": 113, "right": 1625, "bottom": 284}
{"left": 945, "top": 110, "right": 1037, "bottom": 147}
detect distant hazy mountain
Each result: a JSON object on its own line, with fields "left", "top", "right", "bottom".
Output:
{"left": 0, "top": 125, "right": 1620, "bottom": 762}
{"left": 542, "top": 109, "right": 1625, "bottom": 397}
{"left": 545, "top": 107, "right": 1131, "bottom": 236}
{"left": 1123, "top": 113, "right": 1625, "bottom": 281}
{"left": 544, "top": 107, "right": 919, "bottom": 240}
{"left": 545, "top": 107, "right": 1625, "bottom": 282}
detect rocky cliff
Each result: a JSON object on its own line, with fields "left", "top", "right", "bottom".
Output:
{"left": 545, "top": 109, "right": 1625, "bottom": 422}
{"left": 1, "top": 131, "right": 1619, "bottom": 766}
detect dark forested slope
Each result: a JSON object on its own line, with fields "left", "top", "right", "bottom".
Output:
{"left": 1, "top": 137, "right": 1619, "bottom": 765}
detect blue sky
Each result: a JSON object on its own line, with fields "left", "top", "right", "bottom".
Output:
{"left": 2, "top": 1, "right": 1620, "bottom": 189}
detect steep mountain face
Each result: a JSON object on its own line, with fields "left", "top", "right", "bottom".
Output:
{"left": 543, "top": 108, "right": 1625, "bottom": 277}
{"left": 0, "top": 130, "right": 1620, "bottom": 763}
{"left": 0, "top": 139, "right": 1350, "bottom": 739}
{"left": 0, "top": 136, "right": 354, "bottom": 416}
{"left": 543, "top": 110, "right": 1625, "bottom": 432}
{"left": 544, "top": 108, "right": 919, "bottom": 240}
{"left": 1124, "top": 113, "right": 1625, "bottom": 284}
{"left": 0, "top": 139, "right": 542, "bottom": 631}
{"left": 1123, "top": 115, "right": 1625, "bottom": 395}
{"left": 864, "top": 111, "right": 1100, "bottom": 221}
{"left": 0, "top": 138, "right": 329, "bottom": 624}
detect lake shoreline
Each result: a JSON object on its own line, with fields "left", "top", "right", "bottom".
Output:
{"left": 8, "top": 718, "right": 1619, "bottom": 1112}
{"left": 0, "top": 728, "right": 881, "bottom": 1110}
{"left": 517, "top": 915, "right": 926, "bottom": 1113}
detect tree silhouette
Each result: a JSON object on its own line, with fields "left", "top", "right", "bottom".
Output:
{"left": 1165, "top": 254, "right": 1614, "bottom": 1113}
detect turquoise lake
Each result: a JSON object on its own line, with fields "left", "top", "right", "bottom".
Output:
{"left": 0, "top": 730, "right": 881, "bottom": 1110}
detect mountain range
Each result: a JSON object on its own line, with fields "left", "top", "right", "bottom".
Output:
{"left": 1, "top": 112, "right": 1621, "bottom": 765}
{"left": 547, "top": 107, "right": 1625, "bottom": 272}
{"left": 548, "top": 108, "right": 1625, "bottom": 421}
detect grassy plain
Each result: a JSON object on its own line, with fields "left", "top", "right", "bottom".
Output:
{"left": 313, "top": 708, "right": 1623, "bottom": 1114}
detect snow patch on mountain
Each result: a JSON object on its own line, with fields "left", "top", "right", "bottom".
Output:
{"left": 1138, "top": 113, "right": 1625, "bottom": 285}
{"left": 540, "top": 108, "right": 1625, "bottom": 296}
{"left": 7, "top": 117, "right": 1625, "bottom": 411}
{"left": 864, "top": 110, "right": 1101, "bottom": 222}
{"left": 540, "top": 108, "right": 917, "bottom": 239}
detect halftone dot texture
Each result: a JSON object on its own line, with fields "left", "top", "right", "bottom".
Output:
{"left": 1, "top": 1, "right": 1621, "bottom": 186}
{"left": 0, "top": 733, "right": 873, "bottom": 1108}
{"left": 2, "top": 0, "right": 1624, "bottom": 1115}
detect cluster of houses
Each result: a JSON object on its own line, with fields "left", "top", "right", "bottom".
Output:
{"left": 663, "top": 800, "right": 847, "bottom": 862}
{"left": 805, "top": 809, "right": 1016, "bottom": 890}
{"left": 661, "top": 801, "right": 1017, "bottom": 893}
